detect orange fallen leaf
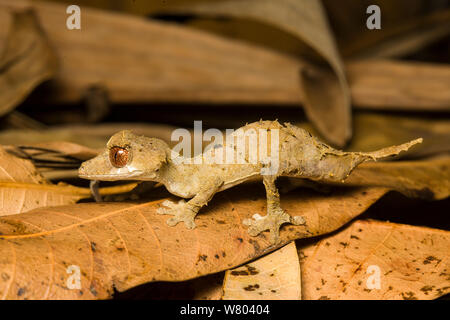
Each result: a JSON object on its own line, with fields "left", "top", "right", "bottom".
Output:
{"left": 299, "top": 220, "right": 450, "bottom": 300}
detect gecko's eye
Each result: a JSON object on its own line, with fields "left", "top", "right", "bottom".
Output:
{"left": 109, "top": 146, "right": 129, "bottom": 168}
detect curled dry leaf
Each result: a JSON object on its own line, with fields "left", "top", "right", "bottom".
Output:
{"left": 299, "top": 220, "right": 450, "bottom": 300}
{"left": 0, "top": 185, "right": 387, "bottom": 299}
{"left": 223, "top": 241, "right": 301, "bottom": 300}
{"left": 0, "top": 8, "right": 57, "bottom": 116}
{"left": 158, "top": 0, "right": 351, "bottom": 146}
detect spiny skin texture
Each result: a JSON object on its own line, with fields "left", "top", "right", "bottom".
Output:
{"left": 79, "top": 120, "right": 422, "bottom": 244}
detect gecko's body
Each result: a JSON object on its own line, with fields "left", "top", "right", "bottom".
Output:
{"left": 79, "top": 120, "right": 422, "bottom": 244}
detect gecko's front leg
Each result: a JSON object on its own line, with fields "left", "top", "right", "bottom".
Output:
{"left": 157, "top": 178, "right": 223, "bottom": 229}
{"left": 243, "top": 176, "right": 305, "bottom": 244}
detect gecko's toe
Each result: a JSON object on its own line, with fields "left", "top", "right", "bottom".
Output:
{"left": 291, "top": 215, "right": 306, "bottom": 225}
{"left": 243, "top": 212, "right": 289, "bottom": 244}
{"left": 167, "top": 214, "right": 196, "bottom": 229}
{"left": 156, "top": 207, "right": 169, "bottom": 215}
{"left": 243, "top": 209, "right": 302, "bottom": 244}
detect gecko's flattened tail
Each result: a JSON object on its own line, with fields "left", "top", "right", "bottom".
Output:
{"left": 358, "top": 138, "right": 423, "bottom": 161}
{"left": 312, "top": 138, "right": 423, "bottom": 182}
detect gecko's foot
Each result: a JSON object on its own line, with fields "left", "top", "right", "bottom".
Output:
{"left": 157, "top": 199, "right": 196, "bottom": 229}
{"left": 243, "top": 208, "right": 305, "bottom": 244}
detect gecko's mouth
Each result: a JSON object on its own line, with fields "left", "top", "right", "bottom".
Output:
{"left": 78, "top": 171, "right": 144, "bottom": 181}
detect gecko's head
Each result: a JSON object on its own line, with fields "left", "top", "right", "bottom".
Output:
{"left": 78, "top": 130, "right": 169, "bottom": 181}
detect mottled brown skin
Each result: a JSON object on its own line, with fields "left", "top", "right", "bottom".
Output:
{"left": 79, "top": 120, "right": 422, "bottom": 244}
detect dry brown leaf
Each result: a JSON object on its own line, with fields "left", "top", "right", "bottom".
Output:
{"left": 299, "top": 220, "right": 450, "bottom": 300}
{"left": 159, "top": 0, "right": 351, "bottom": 146}
{"left": 348, "top": 60, "right": 450, "bottom": 111}
{"left": 223, "top": 241, "right": 301, "bottom": 300}
{"left": 0, "top": 185, "right": 387, "bottom": 299}
{"left": 0, "top": 8, "right": 57, "bottom": 116}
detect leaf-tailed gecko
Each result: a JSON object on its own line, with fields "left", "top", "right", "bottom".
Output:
{"left": 79, "top": 120, "right": 422, "bottom": 244}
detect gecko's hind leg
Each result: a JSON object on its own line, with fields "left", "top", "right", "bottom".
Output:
{"left": 157, "top": 199, "right": 197, "bottom": 229}
{"left": 243, "top": 176, "right": 305, "bottom": 244}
